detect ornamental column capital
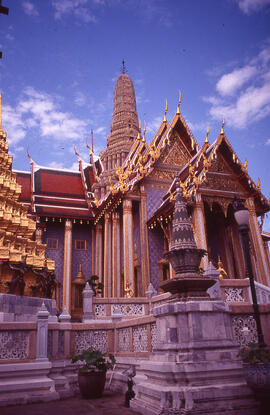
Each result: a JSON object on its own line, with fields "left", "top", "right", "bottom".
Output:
{"left": 65, "top": 219, "right": 72, "bottom": 231}
{"left": 123, "top": 198, "right": 132, "bottom": 213}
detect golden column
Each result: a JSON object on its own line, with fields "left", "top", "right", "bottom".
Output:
{"left": 123, "top": 199, "right": 134, "bottom": 295}
{"left": 104, "top": 213, "right": 112, "bottom": 297}
{"left": 246, "top": 198, "right": 270, "bottom": 286}
{"left": 139, "top": 185, "right": 150, "bottom": 292}
{"left": 95, "top": 223, "right": 103, "bottom": 282}
{"left": 192, "top": 193, "right": 208, "bottom": 269}
{"left": 112, "top": 211, "right": 121, "bottom": 297}
{"left": 62, "top": 219, "right": 72, "bottom": 313}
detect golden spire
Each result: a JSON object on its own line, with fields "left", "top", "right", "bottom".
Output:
{"left": 176, "top": 90, "right": 181, "bottom": 115}
{"left": 142, "top": 120, "right": 146, "bottom": 142}
{"left": 137, "top": 132, "right": 141, "bottom": 140}
{"left": 139, "top": 120, "right": 141, "bottom": 133}
{"left": 163, "top": 99, "right": 168, "bottom": 122}
{"left": 220, "top": 115, "right": 225, "bottom": 134}
{"left": 243, "top": 159, "right": 248, "bottom": 172}
{"left": 204, "top": 125, "right": 209, "bottom": 144}
{"left": 257, "top": 178, "right": 261, "bottom": 190}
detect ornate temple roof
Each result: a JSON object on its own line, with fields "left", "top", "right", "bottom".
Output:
{"left": 15, "top": 152, "right": 102, "bottom": 220}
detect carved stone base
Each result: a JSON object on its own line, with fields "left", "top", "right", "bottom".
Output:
{"left": 131, "top": 300, "right": 258, "bottom": 415}
{"left": 160, "top": 272, "right": 215, "bottom": 301}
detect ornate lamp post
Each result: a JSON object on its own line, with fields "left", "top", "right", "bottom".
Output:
{"left": 233, "top": 197, "right": 266, "bottom": 348}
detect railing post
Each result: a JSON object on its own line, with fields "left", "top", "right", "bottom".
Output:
{"left": 36, "top": 302, "right": 49, "bottom": 361}
{"left": 146, "top": 283, "right": 157, "bottom": 314}
{"left": 82, "top": 282, "right": 95, "bottom": 322}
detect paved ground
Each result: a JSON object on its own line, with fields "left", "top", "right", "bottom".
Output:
{"left": 1, "top": 391, "right": 141, "bottom": 415}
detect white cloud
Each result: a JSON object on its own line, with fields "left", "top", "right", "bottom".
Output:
{"left": 22, "top": 1, "right": 39, "bottom": 16}
{"left": 147, "top": 116, "right": 163, "bottom": 134}
{"left": 95, "top": 126, "right": 106, "bottom": 134}
{"left": 266, "top": 138, "right": 270, "bottom": 145}
{"left": 216, "top": 66, "right": 257, "bottom": 96}
{"left": 52, "top": 0, "right": 96, "bottom": 23}
{"left": 2, "top": 87, "right": 89, "bottom": 145}
{"left": 236, "top": 0, "right": 270, "bottom": 14}
{"left": 51, "top": 0, "right": 172, "bottom": 26}
{"left": 206, "top": 42, "right": 270, "bottom": 129}
{"left": 74, "top": 91, "right": 86, "bottom": 106}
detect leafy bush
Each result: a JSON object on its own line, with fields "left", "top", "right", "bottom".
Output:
{"left": 238, "top": 342, "right": 270, "bottom": 364}
{"left": 70, "top": 347, "right": 115, "bottom": 373}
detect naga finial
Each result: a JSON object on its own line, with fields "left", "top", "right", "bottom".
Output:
{"left": 74, "top": 145, "right": 81, "bottom": 162}
{"left": 205, "top": 125, "right": 210, "bottom": 144}
{"left": 176, "top": 90, "right": 181, "bottom": 114}
{"left": 163, "top": 99, "right": 168, "bottom": 122}
{"left": 26, "top": 147, "right": 33, "bottom": 164}
{"left": 220, "top": 115, "right": 225, "bottom": 134}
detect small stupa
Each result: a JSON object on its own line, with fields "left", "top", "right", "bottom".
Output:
{"left": 161, "top": 174, "right": 214, "bottom": 300}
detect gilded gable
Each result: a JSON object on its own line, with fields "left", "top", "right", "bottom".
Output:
{"left": 158, "top": 131, "right": 191, "bottom": 168}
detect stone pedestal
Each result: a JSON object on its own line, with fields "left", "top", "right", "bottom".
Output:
{"left": 82, "top": 282, "right": 95, "bottom": 322}
{"left": 36, "top": 302, "right": 49, "bottom": 362}
{"left": 131, "top": 299, "right": 258, "bottom": 415}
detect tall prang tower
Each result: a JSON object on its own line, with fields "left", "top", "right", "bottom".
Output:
{"left": 97, "top": 62, "right": 140, "bottom": 197}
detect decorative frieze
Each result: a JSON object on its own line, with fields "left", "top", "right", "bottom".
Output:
{"left": 133, "top": 324, "right": 148, "bottom": 352}
{"left": 111, "top": 303, "right": 145, "bottom": 316}
{"left": 0, "top": 331, "right": 29, "bottom": 360}
{"left": 118, "top": 327, "right": 130, "bottom": 352}
{"left": 75, "top": 330, "right": 108, "bottom": 353}
{"left": 95, "top": 303, "right": 106, "bottom": 316}
{"left": 232, "top": 315, "right": 258, "bottom": 346}
{"left": 224, "top": 287, "right": 244, "bottom": 302}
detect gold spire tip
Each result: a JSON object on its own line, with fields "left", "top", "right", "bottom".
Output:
{"left": 205, "top": 125, "right": 209, "bottom": 143}
{"left": 143, "top": 120, "right": 146, "bottom": 137}
{"left": 220, "top": 115, "right": 225, "bottom": 134}
{"left": 177, "top": 90, "right": 181, "bottom": 114}
{"left": 163, "top": 99, "right": 168, "bottom": 122}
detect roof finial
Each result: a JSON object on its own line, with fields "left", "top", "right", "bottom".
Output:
{"left": 176, "top": 90, "right": 181, "bottom": 114}
{"left": 85, "top": 136, "right": 92, "bottom": 155}
{"left": 163, "top": 99, "right": 168, "bottom": 122}
{"left": 220, "top": 115, "right": 225, "bottom": 134}
{"left": 205, "top": 125, "right": 209, "bottom": 144}
{"left": 26, "top": 147, "right": 33, "bottom": 164}
{"left": 122, "top": 59, "right": 126, "bottom": 74}
{"left": 142, "top": 120, "right": 146, "bottom": 143}
{"left": 74, "top": 144, "right": 81, "bottom": 162}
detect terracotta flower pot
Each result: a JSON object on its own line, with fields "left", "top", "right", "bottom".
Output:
{"left": 78, "top": 370, "right": 106, "bottom": 399}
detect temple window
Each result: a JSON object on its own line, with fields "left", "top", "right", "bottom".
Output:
{"left": 46, "top": 238, "right": 58, "bottom": 250}
{"left": 75, "top": 239, "right": 87, "bottom": 250}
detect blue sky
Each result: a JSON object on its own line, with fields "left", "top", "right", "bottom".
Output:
{"left": 0, "top": 0, "right": 270, "bottom": 229}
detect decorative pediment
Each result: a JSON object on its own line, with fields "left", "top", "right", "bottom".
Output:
{"left": 157, "top": 132, "right": 191, "bottom": 168}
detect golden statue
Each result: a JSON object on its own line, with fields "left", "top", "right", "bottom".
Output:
{"left": 217, "top": 256, "right": 228, "bottom": 280}
{"left": 124, "top": 282, "right": 134, "bottom": 298}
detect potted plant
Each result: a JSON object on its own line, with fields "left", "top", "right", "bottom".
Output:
{"left": 70, "top": 347, "right": 115, "bottom": 399}
{"left": 238, "top": 342, "right": 270, "bottom": 412}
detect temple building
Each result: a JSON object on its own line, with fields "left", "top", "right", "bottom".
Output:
{"left": 1, "top": 67, "right": 270, "bottom": 318}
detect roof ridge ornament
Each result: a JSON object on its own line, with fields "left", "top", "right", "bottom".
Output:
{"left": 163, "top": 99, "right": 168, "bottom": 122}
{"left": 220, "top": 115, "right": 225, "bottom": 134}
{"left": 26, "top": 147, "right": 33, "bottom": 164}
{"left": 176, "top": 90, "right": 181, "bottom": 115}
{"left": 205, "top": 125, "right": 209, "bottom": 144}
{"left": 73, "top": 144, "right": 81, "bottom": 162}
